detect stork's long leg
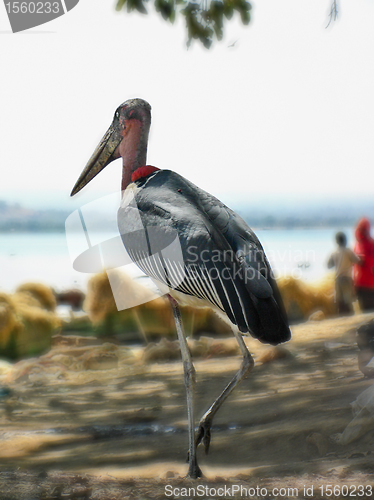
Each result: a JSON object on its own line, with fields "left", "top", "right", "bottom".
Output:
{"left": 167, "top": 294, "right": 202, "bottom": 479}
{"left": 196, "top": 329, "right": 254, "bottom": 453}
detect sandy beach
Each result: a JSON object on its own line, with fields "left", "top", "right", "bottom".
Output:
{"left": 1, "top": 312, "right": 374, "bottom": 498}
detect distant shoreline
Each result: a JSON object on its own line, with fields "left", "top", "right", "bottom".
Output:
{"left": 0, "top": 221, "right": 358, "bottom": 232}
{"left": 0, "top": 198, "right": 371, "bottom": 232}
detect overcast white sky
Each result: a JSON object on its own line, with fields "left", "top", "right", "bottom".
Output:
{"left": 1, "top": 0, "right": 374, "bottom": 211}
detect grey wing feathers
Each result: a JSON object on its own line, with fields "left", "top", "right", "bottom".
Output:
{"left": 196, "top": 188, "right": 290, "bottom": 343}
{"left": 119, "top": 170, "right": 290, "bottom": 345}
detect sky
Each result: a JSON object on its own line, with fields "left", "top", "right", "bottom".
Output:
{"left": 1, "top": 0, "right": 374, "bottom": 212}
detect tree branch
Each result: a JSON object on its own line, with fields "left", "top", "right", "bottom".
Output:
{"left": 326, "top": 0, "right": 338, "bottom": 28}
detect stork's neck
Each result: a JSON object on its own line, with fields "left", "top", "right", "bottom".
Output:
{"left": 121, "top": 118, "right": 150, "bottom": 191}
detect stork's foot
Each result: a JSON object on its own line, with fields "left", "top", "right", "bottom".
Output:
{"left": 195, "top": 418, "right": 212, "bottom": 454}
{"left": 186, "top": 460, "right": 203, "bottom": 479}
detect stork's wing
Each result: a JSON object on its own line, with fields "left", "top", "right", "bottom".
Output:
{"left": 118, "top": 170, "right": 290, "bottom": 345}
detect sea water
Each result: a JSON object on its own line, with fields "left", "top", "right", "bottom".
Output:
{"left": 0, "top": 227, "right": 355, "bottom": 292}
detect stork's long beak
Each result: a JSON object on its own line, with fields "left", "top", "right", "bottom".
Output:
{"left": 70, "top": 123, "right": 123, "bottom": 196}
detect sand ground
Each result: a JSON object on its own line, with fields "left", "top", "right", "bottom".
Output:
{"left": 1, "top": 313, "right": 374, "bottom": 499}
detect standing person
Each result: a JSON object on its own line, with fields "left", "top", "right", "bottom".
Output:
{"left": 354, "top": 218, "right": 374, "bottom": 312}
{"left": 328, "top": 231, "right": 360, "bottom": 315}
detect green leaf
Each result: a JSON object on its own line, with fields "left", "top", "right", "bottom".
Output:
{"left": 213, "top": 22, "right": 223, "bottom": 40}
{"left": 210, "top": 0, "right": 224, "bottom": 16}
{"left": 128, "top": 0, "right": 148, "bottom": 14}
{"left": 116, "top": 0, "right": 127, "bottom": 10}
{"left": 223, "top": 1, "right": 234, "bottom": 19}
{"left": 155, "top": 0, "right": 175, "bottom": 21}
{"left": 239, "top": 8, "right": 250, "bottom": 24}
{"left": 115, "top": 0, "right": 251, "bottom": 48}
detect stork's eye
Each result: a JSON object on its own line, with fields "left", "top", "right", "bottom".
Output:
{"left": 115, "top": 110, "right": 120, "bottom": 119}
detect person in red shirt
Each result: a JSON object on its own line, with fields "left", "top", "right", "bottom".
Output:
{"left": 353, "top": 218, "right": 374, "bottom": 312}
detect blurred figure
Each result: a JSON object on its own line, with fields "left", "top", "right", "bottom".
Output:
{"left": 354, "top": 218, "right": 374, "bottom": 312}
{"left": 328, "top": 231, "right": 360, "bottom": 315}
{"left": 54, "top": 289, "right": 85, "bottom": 311}
{"left": 356, "top": 319, "right": 374, "bottom": 377}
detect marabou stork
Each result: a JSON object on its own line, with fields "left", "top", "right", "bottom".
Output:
{"left": 71, "top": 98, "right": 291, "bottom": 479}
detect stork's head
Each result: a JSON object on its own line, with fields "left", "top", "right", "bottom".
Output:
{"left": 71, "top": 98, "right": 151, "bottom": 196}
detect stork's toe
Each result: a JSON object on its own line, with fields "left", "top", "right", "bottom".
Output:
{"left": 196, "top": 419, "right": 212, "bottom": 454}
